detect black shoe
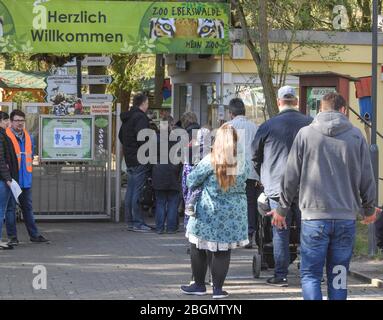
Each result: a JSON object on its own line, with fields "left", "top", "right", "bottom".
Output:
{"left": 245, "top": 234, "right": 253, "bottom": 249}
{"left": 7, "top": 238, "right": 19, "bottom": 246}
{"left": 132, "top": 225, "right": 152, "bottom": 233}
{"left": 180, "top": 283, "right": 207, "bottom": 296}
{"left": 244, "top": 242, "right": 253, "bottom": 249}
{"left": 212, "top": 287, "right": 229, "bottom": 299}
{"left": 266, "top": 277, "right": 288, "bottom": 287}
{"left": 30, "top": 235, "right": 49, "bottom": 243}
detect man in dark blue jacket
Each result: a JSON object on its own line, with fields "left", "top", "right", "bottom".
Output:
{"left": 119, "top": 93, "right": 153, "bottom": 232}
{"left": 252, "top": 86, "right": 312, "bottom": 287}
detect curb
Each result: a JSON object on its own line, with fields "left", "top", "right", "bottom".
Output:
{"left": 348, "top": 270, "right": 383, "bottom": 288}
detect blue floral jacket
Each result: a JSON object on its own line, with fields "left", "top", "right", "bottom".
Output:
{"left": 186, "top": 154, "right": 250, "bottom": 244}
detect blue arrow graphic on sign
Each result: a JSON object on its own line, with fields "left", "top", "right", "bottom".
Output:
{"left": 62, "top": 136, "right": 74, "bottom": 141}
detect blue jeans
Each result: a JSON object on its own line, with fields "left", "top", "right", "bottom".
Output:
{"left": 269, "top": 198, "right": 300, "bottom": 279}
{"left": 125, "top": 165, "right": 150, "bottom": 228}
{"left": 0, "top": 181, "right": 15, "bottom": 239}
{"left": 6, "top": 188, "right": 39, "bottom": 239}
{"left": 300, "top": 219, "right": 355, "bottom": 300}
{"left": 155, "top": 190, "right": 180, "bottom": 232}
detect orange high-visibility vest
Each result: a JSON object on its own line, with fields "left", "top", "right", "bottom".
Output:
{"left": 6, "top": 128, "right": 33, "bottom": 173}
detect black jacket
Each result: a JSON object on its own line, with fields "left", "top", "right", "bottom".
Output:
{"left": 152, "top": 133, "right": 182, "bottom": 191}
{"left": 119, "top": 107, "right": 150, "bottom": 167}
{"left": 0, "top": 127, "right": 19, "bottom": 183}
{"left": 252, "top": 109, "right": 312, "bottom": 197}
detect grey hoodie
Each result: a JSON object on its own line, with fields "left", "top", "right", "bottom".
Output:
{"left": 276, "top": 111, "right": 376, "bottom": 220}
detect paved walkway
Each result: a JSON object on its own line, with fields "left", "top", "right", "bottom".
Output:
{"left": 0, "top": 222, "right": 382, "bottom": 300}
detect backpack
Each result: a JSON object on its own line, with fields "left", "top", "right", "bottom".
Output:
{"left": 139, "top": 177, "right": 155, "bottom": 210}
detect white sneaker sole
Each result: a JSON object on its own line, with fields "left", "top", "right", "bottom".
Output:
{"left": 213, "top": 294, "right": 229, "bottom": 299}
{"left": 266, "top": 282, "right": 288, "bottom": 287}
{"left": 180, "top": 289, "right": 207, "bottom": 296}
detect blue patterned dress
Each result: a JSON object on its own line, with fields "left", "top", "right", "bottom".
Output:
{"left": 185, "top": 154, "right": 250, "bottom": 251}
{"left": 182, "top": 164, "right": 194, "bottom": 229}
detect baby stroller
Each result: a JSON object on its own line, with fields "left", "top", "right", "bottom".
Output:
{"left": 252, "top": 193, "right": 300, "bottom": 278}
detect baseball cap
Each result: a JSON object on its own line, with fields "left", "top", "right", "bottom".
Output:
{"left": 278, "top": 86, "right": 297, "bottom": 100}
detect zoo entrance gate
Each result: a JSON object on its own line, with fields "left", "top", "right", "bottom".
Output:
{"left": 0, "top": 102, "right": 124, "bottom": 221}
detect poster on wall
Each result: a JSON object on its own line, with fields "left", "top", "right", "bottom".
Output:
{"left": 40, "top": 116, "right": 93, "bottom": 161}
{"left": 306, "top": 87, "right": 337, "bottom": 118}
{"left": 0, "top": 1, "right": 230, "bottom": 54}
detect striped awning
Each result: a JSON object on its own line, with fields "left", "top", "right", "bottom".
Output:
{"left": 0, "top": 70, "right": 47, "bottom": 89}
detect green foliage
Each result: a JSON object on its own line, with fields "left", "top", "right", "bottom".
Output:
{"left": 12, "top": 91, "right": 38, "bottom": 108}
{"left": 108, "top": 54, "right": 155, "bottom": 97}
{"left": 0, "top": 53, "right": 45, "bottom": 72}
{"left": 240, "top": 0, "right": 381, "bottom": 32}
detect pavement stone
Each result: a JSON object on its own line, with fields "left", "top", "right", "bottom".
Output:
{"left": 349, "top": 259, "right": 383, "bottom": 288}
{"left": 0, "top": 221, "right": 382, "bottom": 300}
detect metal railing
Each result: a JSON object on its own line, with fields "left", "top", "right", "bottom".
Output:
{"left": 348, "top": 106, "right": 383, "bottom": 183}
{"left": 349, "top": 105, "right": 382, "bottom": 257}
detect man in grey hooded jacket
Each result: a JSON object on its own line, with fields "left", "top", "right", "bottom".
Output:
{"left": 270, "top": 92, "right": 380, "bottom": 300}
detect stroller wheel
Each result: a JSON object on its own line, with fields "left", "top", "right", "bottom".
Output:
{"left": 252, "top": 253, "right": 262, "bottom": 278}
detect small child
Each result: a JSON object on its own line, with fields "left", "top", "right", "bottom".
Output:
{"left": 184, "top": 126, "right": 212, "bottom": 217}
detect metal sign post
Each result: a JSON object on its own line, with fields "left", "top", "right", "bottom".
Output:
{"left": 76, "top": 58, "right": 82, "bottom": 98}
{"left": 115, "top": 103, "right": 122, "bottom": 223}
{"left": 369, "top": 0, "right": 379, "bottom": 257}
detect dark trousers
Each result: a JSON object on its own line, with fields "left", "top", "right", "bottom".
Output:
{"left": 155, "top": 190, "right": 180, "bottom": 232}
{"left": 190, "top": 244, "right": 231, "bottom": 289}
{"left": 246, "top": 179, "right": 263, "bottom": 238}
{"left": 125, "top": 165, "right": 150, "bottom": 228}
{"left": 376, "top": 213, "right": 383, "bottom": 249}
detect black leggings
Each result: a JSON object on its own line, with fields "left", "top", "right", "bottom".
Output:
{"left": 190, "top": 244, "right": 231, "bottom": 289}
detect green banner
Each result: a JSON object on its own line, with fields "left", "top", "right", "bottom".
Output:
{"left": 0, "top": 0, "right": 230, "bottom": 54}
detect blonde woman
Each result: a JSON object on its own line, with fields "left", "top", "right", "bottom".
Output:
{"left": 180, "top": 123, "right": 250, "bottom": 299}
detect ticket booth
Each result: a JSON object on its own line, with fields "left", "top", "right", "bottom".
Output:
{"left": 292, "top": 72, "right": 358, "bottom": 117}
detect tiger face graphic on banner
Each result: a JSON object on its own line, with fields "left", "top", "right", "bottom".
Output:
{"left": 150, "top": 17, "right": 224, "bottom": 39}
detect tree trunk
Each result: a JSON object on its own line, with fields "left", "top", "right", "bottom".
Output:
{"left": 232, "top": 0, "right": 278, "bottom": 117}
{"left": 118, "top": 88, "right": 131, "bottom": 112}
{"left": 257, "top": 0, "right": 278, "bottom": 117}
{"left": 88, "top": 67, "right": 107, "bottom": 94}
{"left": 153, "top": 54, "right": 165, "bottom": 109}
